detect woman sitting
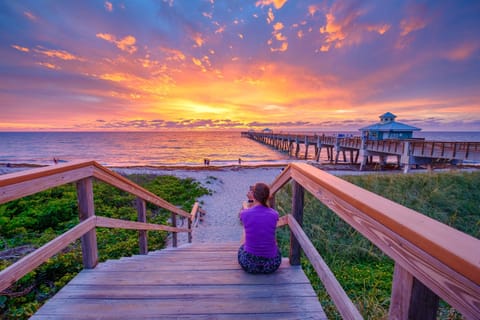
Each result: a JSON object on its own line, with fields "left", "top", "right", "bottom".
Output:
{"left": 238, "top": 182, "right": 282, "bottom": 274}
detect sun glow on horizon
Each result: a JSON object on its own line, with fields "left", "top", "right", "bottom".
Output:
{"left": 1, "top": 1, "right": 479, "bottom": 131}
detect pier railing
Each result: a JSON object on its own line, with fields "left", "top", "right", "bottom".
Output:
{"left": 243, "top": 132, "right": 480, "bottom": 169}
{"left": 270, "top": 163, "right": 479, "bottom": 319}
{"left": 0, "top": 161, "right": 201, "bottom": 292}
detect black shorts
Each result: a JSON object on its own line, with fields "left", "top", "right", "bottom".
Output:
{"left": 237, "top": 245, "right": 281, "bottom": 274}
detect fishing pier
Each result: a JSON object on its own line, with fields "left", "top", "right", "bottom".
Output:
{"left": 241, "top": 131, "right": 480, "bottom": 172}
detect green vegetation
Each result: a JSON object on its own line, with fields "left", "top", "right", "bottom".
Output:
{"left": 0, "top": 174, "right": 210, "bottom": 319}
{"left": 275, "top": 170, "right": 479, "bottom": 320}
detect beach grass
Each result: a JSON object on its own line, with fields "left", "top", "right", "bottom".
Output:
{"left": 275, "top": 170, "right": 479, "bottom": 319}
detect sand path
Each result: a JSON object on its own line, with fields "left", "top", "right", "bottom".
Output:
{"left": 114, "top": 166, "right": 285, "bottom": 246}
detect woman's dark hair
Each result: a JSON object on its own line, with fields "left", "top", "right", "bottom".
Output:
{"left": 253, "top": 183, "right": 270, "bottom": 206}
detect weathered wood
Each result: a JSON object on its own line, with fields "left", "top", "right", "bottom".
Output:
{"left": 288, "top": 215, "right": 363, "bottom": 320}
{"left": 0, "top": 217, "right": 96, "bottom": 292}
{"left": 243, "top": 132, "right": 480, "bottom": 163}
{"left": 287, "top": 163, "right": 479, "bottom": 285}
{"left": 408, "top": 278, "right": 439, "bottom": 320}
{"left": 31, "top": 243, "right": 326, "bottom": 319}
{"left": 92, "top": 166, "right": 191, "bottom": 218}
{"left": 95, "top": 216, "right": 189, "bottom": 233}
{"left": 189, "top": 202, "right": 199, "bottom": 243}
{"left": 290, "top": 181, "right": 304, "bottom": 266}
{"left": 389, "top": 263, "right": 414, "bottom": 320}
{"left": 0, "top": 162, "right": 94, "bottom": 204}
{"left": 76, "top": 178, "right": 98, "bottom": 269}
{"left": 171, "top": 212, "right": 177, "bottom": 247}
{"left": 280, "top": 163, "right": 480, "bottom": 318}
{"left": 136, "top": 197, "right": 147, "bottom": 254}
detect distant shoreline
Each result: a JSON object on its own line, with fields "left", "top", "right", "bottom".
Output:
{"left": 1, "top": 161, "right": 479, "bottom": 177}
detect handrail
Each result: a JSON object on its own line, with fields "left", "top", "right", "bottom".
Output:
{"left": 0, "top": 161, "right": 202, "bottom": 292}
{"left": 270, "top": 162, "right": 480, "bottom": 319}
{"left": 0, "top": 160, "right": 191, "bottom": 218}
{"left": 0, "top": 217, "right": 96, "bottom": 291}
{"left": 286, "top": 214, "right": 362, "bottom": 319}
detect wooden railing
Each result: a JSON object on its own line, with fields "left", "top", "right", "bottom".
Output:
{"left": 0, "top": 161, "right": 201, "bottom": 292}
{"left": 270, "top": 163, "right": 479, "bottom": 319}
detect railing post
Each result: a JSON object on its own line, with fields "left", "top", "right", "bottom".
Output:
{"left": 76, "top": 178, "right": 98, "bottom": 269}
{"left": 188, "top": 217, "right": 192, "bottom": 243}
{"left": 136, "top": 197, "right": 148, "bottom": 254}
{"left": 290, "top": 181, "right": 304, "bottom": 266}
{"left": 389, "top": 263, "right": 439, "bottom": 320}
{"left": 171, "top": 212, "right": 177, "bottom": 247}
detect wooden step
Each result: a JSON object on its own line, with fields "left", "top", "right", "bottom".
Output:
{"left": 31, "top": 243, "right": 327, "bottom": 319}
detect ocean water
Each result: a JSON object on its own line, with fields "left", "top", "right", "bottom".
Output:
{"left": 0, "top": 131, "right": 291, "bottom": 167}
{"left": 0, "top": 131, "right": 479, "bottom": 167}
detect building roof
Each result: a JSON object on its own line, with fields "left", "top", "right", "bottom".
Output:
{"left": 359, "top": 121, "right": 421, "bottom": 132}
{"left": 359, "top": 112, "right": 421, "bottom": 132}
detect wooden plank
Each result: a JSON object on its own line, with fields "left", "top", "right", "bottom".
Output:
{"left": 290, "top": 166, "right": 479, "bottom": 318}
{"left": 31, "top": 243, "right": 326, "bottom": 319}
{"left": 288, "top": 215, "right": 362, "bottom": 320}
{"left": 0, "top": 164, "right": 93, "bottom": 204}
{"left": 95, "top": 216, "right": 189, "bottom": 233}
{"left": 53, "top": 282, "right": 318, "bottom": 299}
{"left": 290, "top": 181, "right": 304, "bottom": 266}
{"left": 289, "top": 163, "right": 479, "bottom": 285}
{"left": 389, "top": 263, "right": 414, "bottom": 320}
{"left": 136, "top": 197, "right": 148, "bottom": 254}
{"left": 76, "top": 178, "right": 98, "bottom": 269}
{"left": 92, "top": 166, "right": 191, "bottom": 218}
{"left": 96, "top": 257, "right": 292, "bottom": 272}
{"left": 31, "top": 314, "right": 324, "bottom": 320}
{"left": 0, "top": 217, "right": 96, "bottom": 292}
{"left": 32, "top": 297, "right": 325, "bottom": 318}
{"left": 67, "top": 268, "right": 310, "bottom": 286}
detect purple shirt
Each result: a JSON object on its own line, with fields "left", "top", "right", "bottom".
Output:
{"left": 240, "top": 205, "right": 279, "bottom": 258}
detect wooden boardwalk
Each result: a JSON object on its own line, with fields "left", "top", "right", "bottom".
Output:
{"left": 31, "top": 242, "right": 326, "bottom": 319}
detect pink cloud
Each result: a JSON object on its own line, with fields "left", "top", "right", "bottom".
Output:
{"left": 400, "top": 16, "right": 427, "bottom": 36}
{"left": 444, "top": 43, "right": 478, "bottom": 61}
{"left": 104, "top": 1, "right": 113, "bottom": 12}
{"left": 33, "top": 46, "right": 84, "bottom": 61}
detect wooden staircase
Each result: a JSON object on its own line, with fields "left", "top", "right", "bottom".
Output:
{"left": 31, "top": 243, "right": 326, "bottom": 319}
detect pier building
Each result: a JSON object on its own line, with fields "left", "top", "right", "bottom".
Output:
{"left": 359, "top": 112, "right": 421, "bottom": 140}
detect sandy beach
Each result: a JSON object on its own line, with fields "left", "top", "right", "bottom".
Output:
{"left": 2, "top": 162, "right": 478, "bottom": 247}
{"left": 113, "top": 166, "right": 286, "bottom": 246}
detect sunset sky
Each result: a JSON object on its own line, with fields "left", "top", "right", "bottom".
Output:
{"left": 1, "top": 0, "right": 479, "bottom": 131}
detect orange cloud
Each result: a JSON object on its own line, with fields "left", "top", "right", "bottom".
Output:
{"left": 96, "top": 33, "right": 137, "bottom": 54}
{"left": 37, "top": 62, "right": 60, "bottom": 70}
{"left": 255, "top": 0, "right": 288, "bottom": 10}
{"left": 367, "top": 24, "right": 390, "bottom": 35}
{"left": 160, "top": 47, "right": 186, "bottom": 61}
{"left": 319, "top": 8, "right": 389, "bottom": 51}
{"left": 192, "top": 33, "right": 205, "bottom": 47}
{"left": 273, "top": 22, "right": 284, "bottom": 31}
{"left": 308, "top": 5, "right": 320, "bottom": 17}
{"left": 11, "top": 44, "right": 29, "bottom": 52}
